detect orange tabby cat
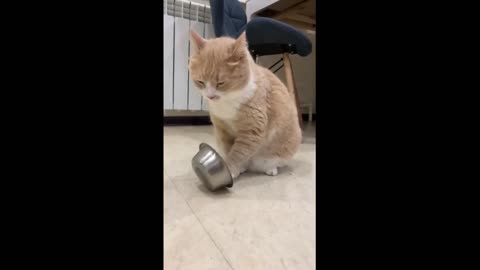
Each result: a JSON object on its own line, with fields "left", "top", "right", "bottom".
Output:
{"left": 189, "top": 31, "right": 301, "bottom": 179}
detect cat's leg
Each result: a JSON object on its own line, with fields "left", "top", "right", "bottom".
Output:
{"left": 224, "top": 111, "right": 268, "bottom": 179}
{"left": 211, "top": 118, "right": 234, "bottom": 158}
{"left": 211, "top": 117, "right": 250, "bottom": 177}
{"left": 248, "top": 156, "right": 285, "bottom": 176}
{"left": 211, "top": 119, "right": 250, "bottom": 175}
{"left": 251, "top": 121, "right": 300, "bottom": 176}
{"left": 214, "top": 127, "right": 234, "bottom": 159}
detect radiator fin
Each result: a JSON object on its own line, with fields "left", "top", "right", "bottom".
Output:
{"left": 164, "top": 0, "right": 212, "bottom": 111}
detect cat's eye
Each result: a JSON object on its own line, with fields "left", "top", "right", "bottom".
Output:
{"left": 217, "top": 82, "right": 225, "bottom": 87}
{"left": 195, "top": 80, "right": 205, "bottom": 86}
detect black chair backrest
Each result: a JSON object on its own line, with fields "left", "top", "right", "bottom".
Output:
{"left": 209, "top": 0, "right": 247, "bottom": 38}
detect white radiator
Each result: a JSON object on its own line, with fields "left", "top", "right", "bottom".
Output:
{"left": 164, "top": 0, "right": 214, "bottom": 111}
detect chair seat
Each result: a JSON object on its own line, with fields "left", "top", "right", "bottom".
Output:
{"left": 246, "top": 17, "right": 312, "bottom": 57}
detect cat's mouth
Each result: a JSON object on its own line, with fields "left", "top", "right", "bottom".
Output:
{"left": 206, "top": 95, "right": 220, "bottom": 101}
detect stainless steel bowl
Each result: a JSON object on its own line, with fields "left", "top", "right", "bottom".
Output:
{"left": 191, "top": 143, "right": 233, "bottom": 191}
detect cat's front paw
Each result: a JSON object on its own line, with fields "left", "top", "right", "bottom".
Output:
{"left": 230, "top": 169, "right": 241, "bottom": 179}
{"left": 225, "top": 159, "right": 249, "bottom": 179}
{"left": 226, "top": 161, "right": 241, "bottom": 179}
{"left": 265, "top": 167, "right": 278, "bottom": 176}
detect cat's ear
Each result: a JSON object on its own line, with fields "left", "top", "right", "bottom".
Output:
{"left": 235, "top": 32, "right": 247, "bottom": 48}
{"left": 190, "top": 30, "right": 206, "bottom": 52}
{"left": 228, "top": 32, "right": 247, "bottom": 65}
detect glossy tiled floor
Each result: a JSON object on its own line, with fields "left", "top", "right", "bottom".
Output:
{"left": 164, "top": 123, "right": 316, "bottom": 270}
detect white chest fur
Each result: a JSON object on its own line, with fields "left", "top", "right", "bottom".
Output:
{"left": 209, "top": 97, "right": 243, "bottom": 120}
{"left": 208, "top": 73, "right": 256, "bottom": 126}
{"left": 209, "top": 93, "right": 244, "bottom": 135}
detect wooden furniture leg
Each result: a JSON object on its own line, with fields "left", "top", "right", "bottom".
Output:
{"left": 283, "top": 53, "right": 304, "bottom": 129}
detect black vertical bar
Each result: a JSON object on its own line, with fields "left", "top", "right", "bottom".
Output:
{"left": 172, "top": 0, "right": 176, "bottom": 109}
{"left": 187, "top": 1, "right": 191, "bottom": 110}
{"left": 200, "top": 4, "right": 206, "bottom": 110}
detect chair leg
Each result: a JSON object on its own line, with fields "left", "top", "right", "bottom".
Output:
{"left": 283, "top": 53, "right": 304, "bottom": 129}
{"left": 308, "top": 104, "right": 313, "bottom": 123}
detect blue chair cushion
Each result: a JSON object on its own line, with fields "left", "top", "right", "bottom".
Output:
{"left": 209, "top": 0, "right": 247, "bottom": 38}
{"left": 246, "top": 17, "right": 312, "bottom": 57}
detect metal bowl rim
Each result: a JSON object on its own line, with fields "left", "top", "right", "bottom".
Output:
{"left": 193, "top": 143, "right": 234, "bottom": 189}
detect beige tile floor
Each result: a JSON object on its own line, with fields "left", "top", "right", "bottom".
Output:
{"left": 164, "top": 122, "right": 316, "bottom": 270}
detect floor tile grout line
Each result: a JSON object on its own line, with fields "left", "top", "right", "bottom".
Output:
{"left": 164, "top": 125, "right": 316, "bottom": 269}
{"left": 164, "top": 169, "right": 172, "bottom": 181}
{"left": 169, "top": 179, "right": 235, "bottom": 270}
{"left": 165, "top": 169, "right": 233, "bottom": 268}
{"left": 185, "top": 199, "right": 235, "bottom": 270}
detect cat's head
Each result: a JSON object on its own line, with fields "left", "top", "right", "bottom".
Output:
{"left": 189, "top": 31, "right": 251, "bottom": 101}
